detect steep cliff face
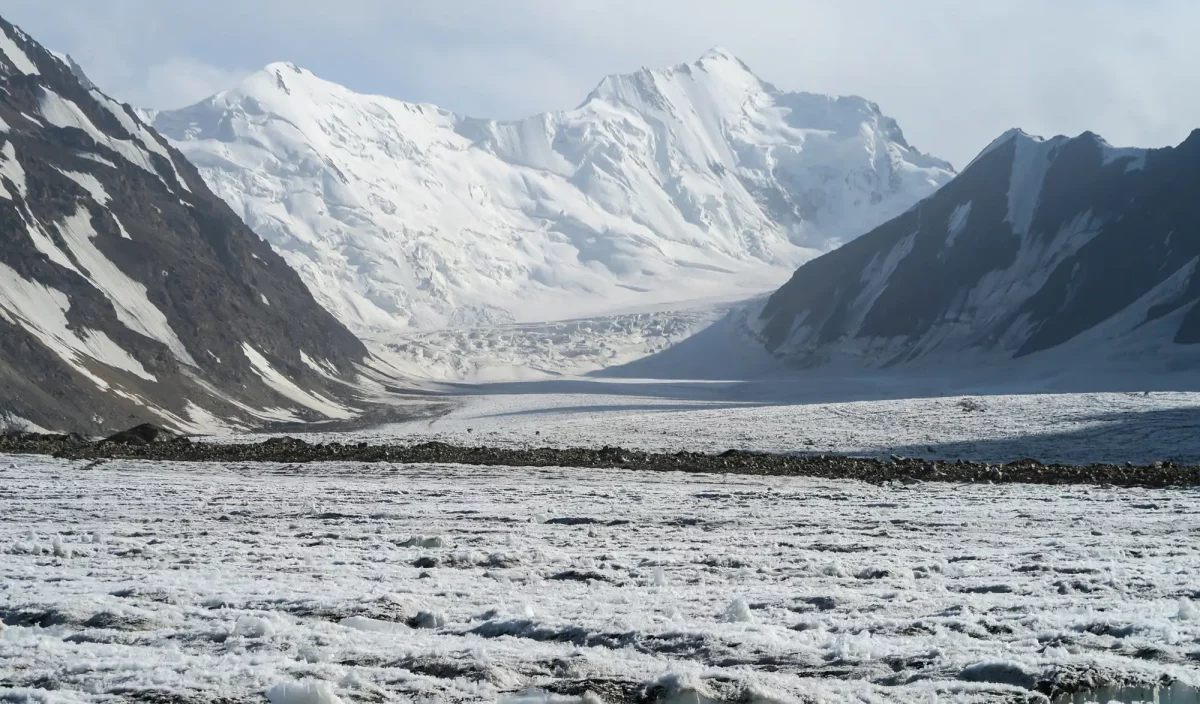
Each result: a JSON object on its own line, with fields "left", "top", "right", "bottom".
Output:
{"left": 0, "top": 16, "right": 368, "bottom": 434}
{"left": 153, "top": 50, "right": 952, "bottom": 334}
{"left": 757, "top": 127, "right": 1200, "bottom": 371}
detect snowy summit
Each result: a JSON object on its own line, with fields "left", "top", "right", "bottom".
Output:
{"left": 153, "top": 50, "right": 953, "bottom": 334}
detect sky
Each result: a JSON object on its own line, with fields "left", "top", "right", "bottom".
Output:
{"left": 5, "top": 0, "right": 1198, "bottom": 168}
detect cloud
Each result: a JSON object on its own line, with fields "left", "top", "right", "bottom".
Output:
{"left": 3, "top": 0, "right": 1199, "bottom": 166}
{"left": 142, "top": 59, "right": 250, "bottom": 110}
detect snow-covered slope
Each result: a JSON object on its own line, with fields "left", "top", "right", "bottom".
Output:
{"left": 756, "top": 127, "right": 1200, "bottom": 370}
{"left": 153, "top": 50, "right": 953, "bottom": 334}
{"left": 0, "top": 16, "right": 369, "bottom": 434}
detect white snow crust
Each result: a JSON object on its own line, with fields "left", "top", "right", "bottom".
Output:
{"left": 2, "top": 455, "right": 1196, "bottom": 702}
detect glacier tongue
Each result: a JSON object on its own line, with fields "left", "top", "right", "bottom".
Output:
{"left": 155, "top": 52, "right": 953, "bottom": 335}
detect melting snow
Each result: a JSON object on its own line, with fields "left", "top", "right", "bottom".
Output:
{"left": 91, "top": 90, "right": 192, "bottom": 192}
{"left": 1005, "top": 133, "right": 1061, "bottom": 237}
{"left": 52, "top": 168, "right": 132, "bottom": 239}
{"left": 0, "top": 261, "right": 155, "bottom": 385}
{"left": 1102, "top": 142, "right": 1148, "bottom": 173}
{"left": 945, "top": 201, "right": 972, "bottom": 248}
{"left": 76, "top": 152, "right": 117, "bottom": 169}
{"left": 0, "top": 140, "right": 26, "bottom": 200}
{"left": 299, "top": 351, "right": 341, "bottom": 378}
{"left": 38, "top": 88, "right": 172, "bottom": 189}
{"left": 241, "top": 343, "right": 355, "bottom": 419}
{"left": 53, "top": 168, "right": 110, "bottom": 204}
{"left": 0, "top": 24, "right": 38, "bottom": 76}
{"left": 55, "top": 207, "right": 194, "bottom": 364}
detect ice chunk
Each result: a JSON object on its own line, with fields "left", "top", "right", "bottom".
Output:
{"left": 401, "top": 535, "right": 450, "bottom": 549}
{"left": 233, "top": 615, "right": 273, "bottom": 638}
{"left": 721, "top": 598, "right": 753, "bottom": 623}
{"left": 266, "top": 680, "right": 344, "bottom": 704}
{"left": 339, "top": 615, "right": 409, "bottom": 633}
{"left": 411, "top": 610, "right": 447, "bottom": 629}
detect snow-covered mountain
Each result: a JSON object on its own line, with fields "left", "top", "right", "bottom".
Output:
{"left": 755, "top": 127, "right": 1200, "bottom": 371}
{"left": 0, "top": 16, "right": 368, "bottom": 434}
{"left": 152, "top": 50, "right": 953, "bottom": 334}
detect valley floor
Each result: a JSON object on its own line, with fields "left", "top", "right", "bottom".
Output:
{"left": 304, "top": 388, "right": 1200, "bottom": 467}
{"left": 352, "top": 301, "right": 1200, "bottom": 467}
{"left": 3, "top": 455, "right": 1198, "bottom": 703}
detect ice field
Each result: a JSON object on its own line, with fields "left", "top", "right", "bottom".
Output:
{"left": 3, "top": 455, "right": 1198, "bottom": 703}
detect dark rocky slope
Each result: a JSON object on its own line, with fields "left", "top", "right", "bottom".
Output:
{"left": 0, "top": 16, "right": 369, "bottom": 433}
{"left": 757, "top": 127, "right": 1200, "bottom": 370}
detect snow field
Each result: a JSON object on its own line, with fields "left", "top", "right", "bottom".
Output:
{"left": 2, "top": 455, "right": 1198, "bottom": 702}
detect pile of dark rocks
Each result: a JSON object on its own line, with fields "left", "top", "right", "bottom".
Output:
{"left": 2, "top": 425, "right": 1198, "bottom": 487}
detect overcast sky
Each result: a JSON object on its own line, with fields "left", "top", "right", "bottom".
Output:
{"left": 5, "top": 0, "right": 1198, "bottom": 167}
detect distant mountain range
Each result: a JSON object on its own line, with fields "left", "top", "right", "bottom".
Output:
{"left": 5, "top": 11, "right": 1197, "bottom": 434}
{"left": 0, "top": 16, "right": 368, "bottom": 434}
{"left": 755, "top": 127, "right": 1200, "bottom": 373}
{"left": 150, "top": 50, "right": 953, "bottom": 334}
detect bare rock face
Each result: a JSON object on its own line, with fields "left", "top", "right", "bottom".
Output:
{"left": 0, "top": 15, "right": 368, "bottom": 434}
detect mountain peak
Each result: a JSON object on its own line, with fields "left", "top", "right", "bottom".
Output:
{"left": 263, "top": 61, "right": 308, "bottom": 77}
{"left": 47, "top": 49, "right": 96, "bottom": 90}
{"left": 582, "top": 48, "right": 762, "bottom": 111}
{"left": 206, "top": 60, "right": 339, "bottom": 108}
{"left": 690, "top": 46, "right": 760, "bottom": 82}
{"left": 696, "top": 46, "right": 741, "bottom": 64}
{"left": 963, "top": 128, "right": 1048, "bottom": 171}
{"left": 962, "top": 128, "right": 1120, "bottom": 173}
